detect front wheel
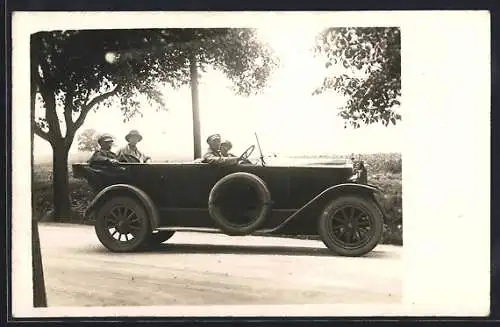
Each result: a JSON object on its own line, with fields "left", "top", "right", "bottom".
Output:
{"left": 318, "top": 195, "right": 383, "bottom": 257}
{"left": 94, "top": 196, "right": 151, "bottom": 252}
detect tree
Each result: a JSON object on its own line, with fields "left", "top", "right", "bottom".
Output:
{"left": 313, "top": 27, "right": 401, "bottom": 128}
{"left": 32, "top": 28, "right": 278, "bottom": 220}
{"left": 77, "top": 128, "right": 99, "bottom": 152}
{"left": 32, "top": 218, "right": 47, "bottom": 307}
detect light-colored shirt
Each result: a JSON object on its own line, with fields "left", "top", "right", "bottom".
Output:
{"left": 117, "top": 144, "right": 148, "bottom": 163}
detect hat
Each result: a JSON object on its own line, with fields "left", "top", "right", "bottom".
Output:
{"left": 97, "top": 133, "right": 114, "bottom": 145}
{"left": 125, "top": 130, "right": 143, "bottom": 142}
{"left": 206, "top": 134, "right": 221, "bottom": 144}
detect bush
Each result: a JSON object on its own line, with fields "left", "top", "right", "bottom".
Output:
{"left": 32, "top": 163, "right": 94, "bottom": 223}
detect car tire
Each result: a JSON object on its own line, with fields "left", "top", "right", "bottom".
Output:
{"left": 94, "top": 196, "right": 151, "bottom": 252}
{"left": 145, "top": 230, "right": 176, "bottom": 248}
{"left": 318, "top": 195, "right": 383, "bottom": 257}
{"left": 208, "top": 172, "right": 271, "bottom": 236}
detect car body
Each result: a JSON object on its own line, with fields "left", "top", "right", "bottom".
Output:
{"left": 72, "top": 144, "right": 389, "bottom": 257}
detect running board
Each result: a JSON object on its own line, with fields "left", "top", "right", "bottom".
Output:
{"left": 155, "top": 226, "right": 278, "bottom": 235}
{"left": 156, "top": 227, "right": 221, "bottom": 233}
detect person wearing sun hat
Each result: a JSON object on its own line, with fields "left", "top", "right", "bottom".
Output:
{"left": 202, "top": 133, "right": 239, "bottom": 165}
{"left": 117, "top": 130, "right": 151, "bottom": 163}
{"left": 88, "top": 133, "right": 119, "bottom": 165}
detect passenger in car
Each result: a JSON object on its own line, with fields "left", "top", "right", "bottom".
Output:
{"left": 117, "top": 130, "right": 151, "bottom": 163}
{"left": 220, "top": 140, "right": 236, "bottom": 157}
{"left": 202, "top": 134, "right": 239, "bottom": 165}
{"left": 88, "top": 134, "right": 119, "bottom": 165}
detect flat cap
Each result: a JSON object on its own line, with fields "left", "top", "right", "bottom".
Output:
{"left": 98, "top": 133, "right": 114, "bottom": 144}
{"left": 206, "top": 134, "right": 221, "bottom": 143}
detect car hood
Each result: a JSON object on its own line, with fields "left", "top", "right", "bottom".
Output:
{"left": 262, "top": 157, "right": 353, "bottom": 168}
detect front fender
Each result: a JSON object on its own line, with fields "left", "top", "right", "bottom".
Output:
{"left": 306, "top": 183, "right": 387, "bottom": 218}
{"left": 318, "top": 183, "right": 389, "bottom": 222}
{"left": 85, "top": 184, "right": 160, "bottom": 229}
{"left": 263, "top": 183, "right": 389, "bottom": 233}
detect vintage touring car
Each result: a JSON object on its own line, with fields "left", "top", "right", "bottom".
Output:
{"left": 72, "top": 136, "right": 390, "bottom": 257}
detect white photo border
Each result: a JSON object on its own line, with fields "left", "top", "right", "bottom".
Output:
{"left": 11, "top": 10, "right": 491, "bottom": 317}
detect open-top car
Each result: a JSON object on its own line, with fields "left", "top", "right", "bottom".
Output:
{"left": 72, "top": 134, "right": 389, "bottom": 257}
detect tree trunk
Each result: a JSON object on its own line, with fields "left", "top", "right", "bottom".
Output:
{"left": 52, "top": 142, "right": 71, "bottom": 221}
{"left": 32, "top": 219, "right": 47, "bottom": 307}
{"left": 31, "top": 62, "right": 47, "bottom": 307}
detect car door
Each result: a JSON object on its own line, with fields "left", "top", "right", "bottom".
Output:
{"left": 162, "top": 163, "right": 229, "bottom": 208}
{"left": 123, "top": 163, "right": 170, "bottom": 206}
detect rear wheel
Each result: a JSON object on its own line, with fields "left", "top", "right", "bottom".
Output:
{"left": 94, "top": 196, "right": 151, "bottom": 252}
{"left": 318, "top": 195, "right": 383, "bottom": 257}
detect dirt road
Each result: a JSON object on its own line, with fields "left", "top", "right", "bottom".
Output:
{"left": 38, "top": 223, "right": 402, "bottom": 307}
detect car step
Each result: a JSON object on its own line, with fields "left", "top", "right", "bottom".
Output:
{"left": 155, "top": 226, "right": 276, "bottom": 235}
{"left": 155, "top": 227, "right": 221, "bottom": 234}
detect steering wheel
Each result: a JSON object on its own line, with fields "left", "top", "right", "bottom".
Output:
{"left": 238, "top": 145, "right": 255, "bottom": 163}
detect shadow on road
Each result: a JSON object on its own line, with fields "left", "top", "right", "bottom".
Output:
{"left": 86, "top": 242, "right": 394, "bottom": 259}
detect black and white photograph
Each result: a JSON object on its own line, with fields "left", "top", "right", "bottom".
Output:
{"left": 11, "top": 11, "right": 490, "bottom": 317}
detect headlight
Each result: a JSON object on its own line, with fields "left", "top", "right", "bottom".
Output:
{"left": 350, "top": 160, "right": 367, "bottom": 184}
{"left": 349, "top": 172, "right": 360, "bottom": 182}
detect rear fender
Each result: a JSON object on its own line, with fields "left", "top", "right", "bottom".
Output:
{"left": 85, "top": 184, "right": 160, "bottom": 229}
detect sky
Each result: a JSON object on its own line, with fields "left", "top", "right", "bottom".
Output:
{"left": 33, "top": 26, "right": 403, "bottom": 162}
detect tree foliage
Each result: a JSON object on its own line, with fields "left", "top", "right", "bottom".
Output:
{"left": 31, "top": 28, "right": 278, "bottom": 219}
{"left": 32, "top": 28, "right": 278, "bottom": 144}
{"left": 77, "top": 128, "right": 99, "bottom": 152}
{"left": 313, "top": 27, "right": 401, "bottom": 128}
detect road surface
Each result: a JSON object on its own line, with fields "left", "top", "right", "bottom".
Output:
{"left": 38, "top": 223, "right": 402, "bottom": 307}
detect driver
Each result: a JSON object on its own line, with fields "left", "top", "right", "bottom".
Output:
{"left": 202, "top": 134, "right": 239, "bottom": 165}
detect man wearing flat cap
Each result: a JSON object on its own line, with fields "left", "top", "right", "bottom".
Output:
{"left": 202, "top": 134, "right": 239, "bottom": 165}
{"left": 88, "top": 133, "right": 119, "bottom": 165}
{"left": 117, "top": 130, "right": 151, "bottom": 163}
